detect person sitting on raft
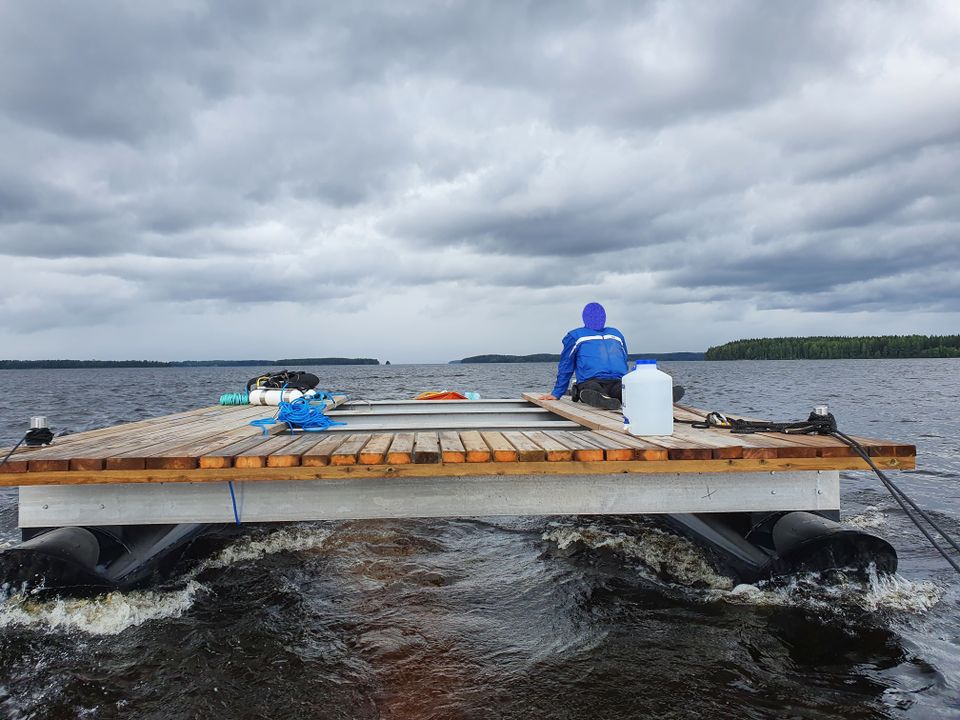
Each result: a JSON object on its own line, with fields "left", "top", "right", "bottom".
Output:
{"left": 540, "top": 302, "right": 628, "bottom": 410}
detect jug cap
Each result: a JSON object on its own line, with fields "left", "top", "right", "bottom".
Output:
{"left": 635, "top": 359, "right": 657, "bottom": 366}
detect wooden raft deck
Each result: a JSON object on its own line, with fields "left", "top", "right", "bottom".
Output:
{"left": 0, "top": 396, "right": 915, "bottom": 487}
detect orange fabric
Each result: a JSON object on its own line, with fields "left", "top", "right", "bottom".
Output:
{"left": 414, "top": 391, "right": 468, "bottom": 400}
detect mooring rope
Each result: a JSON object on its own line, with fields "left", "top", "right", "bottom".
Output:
{"left": 684, "top": 409, "right": 960, "bottom": 574}
{"left": 0, "top": 434, "right": 27, "bottom": 469}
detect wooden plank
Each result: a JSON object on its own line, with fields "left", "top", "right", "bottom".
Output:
{"left": 525, "top": 395, "right": 729, "bottom": 461}
{"left": 27, "top": 406, "right": 269, "bottom": 464}
{"left": 676, "top": 405, "right": 904, "bottom": 459}
{"left": 115, "top": 420, "right": 288, "bottom": 471}
{"left": 414, "top": 432, "right": 441, "bottom": 464}
{"left": 543, "top": 431, "right": 604, "bottom": 462}
{"left": 523, "top": 393, "right": 621, "bottom": 431}
{"left": 31, "top": 406, "right": 274, "bottom": 471}
{"left": 359, "top": 433, "right": 394, "bottom": 465}
{"left": 147, "top": 422, "right": 290, "bottom": 471}
{"left": 267, "top": 433, "right": 333, "bottom": 468}
{"left": 501, "top": 431, "right": 547, "bottom": 462}
{"left": 233, "top": 435, "right": 304, "bottom": 469}
{"left": 14, "top": 399, "right": 337, "bottom": 471}
{"left": 594, "top": 430, "right": 669, "bottom": 461}
{"left": 459, "top": 431, "right": 492, "bottom": 463}
{"left": 10, "top": 405, "right": 247, "bottom": 455}
{"left": 665, "top": 424, "right": 744, "bottom": 460}
{"left": 386, "top": 433, "right": 415, "bottom": 465}
{"left": 577, "top": 431, "right": 635, "bottom": 461}
{"left": 480, "top": 431, "right": 518, "bottom": 462}
{"left": 301, "top": 434, "right": 351, "bottom": 467}
{"left": 330, "top": 434, "right": 372, "bottom": 466}
{"left": 438, "top": 431, "right": 466, "bottom": 463}
{"left": 0, "top": 455, "right": 914, "bottom": 489}
{"left": 522, "top": 431, "right": 573, "bottom": 462}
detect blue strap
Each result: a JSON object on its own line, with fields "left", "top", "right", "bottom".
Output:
{"left": 227, "top": 480, "right": 241, "bottom": 525}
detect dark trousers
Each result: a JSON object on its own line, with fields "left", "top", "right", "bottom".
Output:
{"left": 571, "top": 378, "right": 622, "bottom": 402}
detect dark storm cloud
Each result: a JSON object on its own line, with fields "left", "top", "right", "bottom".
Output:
{"left": 0, "top": 0, "right": 958, "bottom": 349}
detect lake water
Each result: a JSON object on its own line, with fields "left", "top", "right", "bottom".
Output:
{"left": 0, "top": 360, "right": 958, "bottom": 718}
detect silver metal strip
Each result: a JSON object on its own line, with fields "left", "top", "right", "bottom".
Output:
{"left": 19, "top": 471, "right": 841, "bottom": 527}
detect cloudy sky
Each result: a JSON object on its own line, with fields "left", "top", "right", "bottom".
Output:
{"left": 1, "top": 1, "right": 958, "bottom": 362}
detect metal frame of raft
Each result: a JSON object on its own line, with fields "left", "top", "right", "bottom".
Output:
{"left": 0, "top": 395, "right": 916, "bottom": 590}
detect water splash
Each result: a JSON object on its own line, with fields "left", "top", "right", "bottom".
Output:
{"left": 542, "top": 521, "right": 735, "bottom": 590}
{"left": 542, "top": 521, "right": 943, "bottom": 616}
{"left": 194, "top": 524, "right": 334, "bottom": 572}
{"left": 0, "top": 524, "right": 335, "bottom": 636}
{"left": 0, "top": 581, "right": 205, "bottom": 635}
{"left": 713, "top": 565, "right": 943, "bottom": 615}
{"left": 845, "top": 505, "right": 887, "bottom": 529}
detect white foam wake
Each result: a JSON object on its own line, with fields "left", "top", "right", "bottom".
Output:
{"left": 844, "top": 506, "right": 888, "bottom": 529}
{"left": 542, "top": 521, "right": 943, "bottom": 615}
{"left": 0, "top": 580, "right": 205, "bottom": 635}
{"left": 0, "top": 524, "right": 335, "bottom": 636}
{"left": 194, "top": 524, "right": 334, "bottom": 573}
{"left": 542, "top": 521, "right": 735, "bottom": 590}
{"left": 714, "top": 565, "right": 943, "bottom": 614}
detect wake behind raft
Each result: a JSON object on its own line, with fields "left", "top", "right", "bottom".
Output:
{"left": 0, "top": 384, "right": 924, "bottom": 596}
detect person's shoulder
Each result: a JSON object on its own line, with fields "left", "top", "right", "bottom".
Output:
{"left": 566, "top": 327, "right": 595, "bottom": 339}
{"left": 605, "top": 326, "right": 626, "bottom": 337}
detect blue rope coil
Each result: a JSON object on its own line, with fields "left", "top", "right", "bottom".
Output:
{"left": 248, "top": 389, "right": 347, "bottom": 435}
{"left": 219, "top": 391, "right": 249, "bottom": 405}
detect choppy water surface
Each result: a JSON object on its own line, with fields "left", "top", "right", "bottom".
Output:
{"left": 0, "top": 360, "right": 958, "bottom": 718}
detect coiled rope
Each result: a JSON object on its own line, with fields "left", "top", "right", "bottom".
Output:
{"left": 248, "top": 390, "right": 346, "bottom": 435}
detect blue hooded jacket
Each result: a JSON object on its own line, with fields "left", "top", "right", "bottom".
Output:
{"left": 550, "top": 325, "right": 629, "bottom": 398}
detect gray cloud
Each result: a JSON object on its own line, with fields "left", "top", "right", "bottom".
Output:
{"left": 0, "top": 1, "right": 958, "bottom": 359}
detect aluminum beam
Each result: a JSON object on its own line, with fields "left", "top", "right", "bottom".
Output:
{"left": 19, "top": 471, "right": 840, "bottom": 527}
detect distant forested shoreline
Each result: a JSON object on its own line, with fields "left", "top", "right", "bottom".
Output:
{"left": 0, "top": 357, "right": 380, "bottom": 369}
{"left": 706, "top": 335, "right": 960, "bottom": 360}
{"left": 457, "top": 352, "right": 705, "bottom": 363}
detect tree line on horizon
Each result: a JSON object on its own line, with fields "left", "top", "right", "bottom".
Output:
{"left": 0, "top": 357, "right": 380, "bottom": 369}
{"left": 705, "top": 335, "right": 960, "bottom": 360}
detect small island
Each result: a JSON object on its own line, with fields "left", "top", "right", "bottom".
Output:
{"left": 705, "top": 335, "right": 960, "bottom": 360}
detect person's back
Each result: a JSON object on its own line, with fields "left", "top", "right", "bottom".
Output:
{"left": 542, "top": 302, "right": 629, "bottom": 410}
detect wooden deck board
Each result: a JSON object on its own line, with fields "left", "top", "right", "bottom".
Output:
{"left": 459, "top": 431, "right": 492, "bottom": 463}
{"left": 330, "top": 434, "right": 373, "bottom": 466}
{"left": 0, "top": 395, "right": 916, "bottom": 486}
{"left": 438, "top": 432, "right": 466, "bottom": 463}
{"left": 414, "top": 432, "right": 441, "bottom": 464}
{"left": 543, "top": 430, "right": 605, "bottom": 462}
{"left": 301, "top": 434, "right": 351, "bottom": 467}
{"left": 498, "top": 431, "right": 543, "bottom": 462}
{"left": 522, "top": 431, "right": 573, "bottom": 462}
{"left": 386, "top": 433, "right": 415, "bottom": 465}
{"left": 480, "top": 431, "right": 518, "bottom": 462}
{"left": 359, "top": 433, "right": 394, "bottom": 465}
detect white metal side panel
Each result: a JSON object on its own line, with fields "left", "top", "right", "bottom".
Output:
{"left": 18, "top": 471, "right": 840, "bottom": 527}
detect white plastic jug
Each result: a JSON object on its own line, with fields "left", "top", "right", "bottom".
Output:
{"left": 621, "top": 360, "right": 674, "bottom": 436}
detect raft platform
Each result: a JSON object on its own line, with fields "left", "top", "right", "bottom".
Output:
{"left": 0, "top": 395, "right": 914, "bottom": 528}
